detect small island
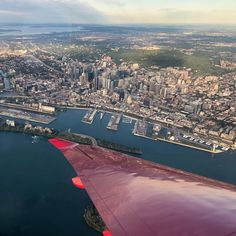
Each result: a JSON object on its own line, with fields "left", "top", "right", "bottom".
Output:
{"left": 0, "top": 118, "right": 142, "bottom": 155}
{"left": 83, "top": 205, "right": 106, "bottom": 233}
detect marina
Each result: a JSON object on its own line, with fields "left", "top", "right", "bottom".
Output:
{"left": 66, "top": 107, "right": 234, "bottom": 155}
{"left": 122, "top": 116, "right": 133, "bottom": 124}
{"left": 107, "top": 113, "right": 122, "bottom": 131}
{"left": 0, "top": 105, "right": 233, "bottom": 154}
{"left": 177, "top": 134, "right": 226, "bottom": 154}
{"left": 1, "top": 108, "right": 236, "bottom": 236}
{"left": 157, "top": 136, "right": 223, "bottom": 154}
{"left": 131, "top": 118, "right": 230, "bottom": 153}
{"left": 82, "top": 109, "right": 97, "bottom": 124}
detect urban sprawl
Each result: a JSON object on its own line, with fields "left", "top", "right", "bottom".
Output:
{"left": 0, "top": 26, "right": 236, "bottom": 153}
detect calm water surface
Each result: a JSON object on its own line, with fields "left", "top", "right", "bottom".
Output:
{"left": 0, "top": 109, "right": 236, "bottom": 235}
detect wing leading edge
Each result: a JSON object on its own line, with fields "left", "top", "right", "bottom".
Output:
{"left": 49, "top": 138, "right": 236, "bottom": 236}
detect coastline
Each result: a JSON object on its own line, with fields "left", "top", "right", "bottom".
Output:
{"left": 0, "top": 114, "right": 55, "bottom": 124}
{"left": 65, "top": 106, "right": 229, "bottom": 154}
{"left": 1, "top": 104, "right": 234, "bottom": 154}
{"left": 0, "top": 122, "right": 142, "bottom": 155}
{"left": 156, "top": 137, "right": 222, "bottom": 154}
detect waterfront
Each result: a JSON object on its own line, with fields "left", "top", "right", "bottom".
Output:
{"left": 0, "top": 108, "right": 236, "bottom": 236}
{"left": 0, "top": 107, "right": 56, "bottom": 124}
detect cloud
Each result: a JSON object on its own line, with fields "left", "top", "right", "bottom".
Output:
{"left": 107, "top": 7, "right": 236, "bottom": 24}
{"left": 0, "top": 0, "right": 235, "bottom": 24}
{"left": 0, "top": 10, "right": 29, "bottom": 16}
{"left": 96, "top": 0, "right": 125, "bottom": 6}
{"left": 0, "top": 0, "right": 107, "bottom": 23}
{"left": 155, "top": 8, "right": 236, "bottom": 24}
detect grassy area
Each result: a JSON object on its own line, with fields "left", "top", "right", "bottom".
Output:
{"left": 108, "top": 49, "right": 227, "bottom": 76}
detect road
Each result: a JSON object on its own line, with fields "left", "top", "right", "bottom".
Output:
{"left": 74, "top": 133, "right": 97, "bottom": 146}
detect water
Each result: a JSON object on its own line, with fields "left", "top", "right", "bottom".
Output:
{"left": 0, "top": 24, "right": 83, "bottom": 37}
{"left": 0, "top": 132, "right": 97, "bottom": 236}
{"left": 0, "top": 109, "right": 236, "bottom": 235}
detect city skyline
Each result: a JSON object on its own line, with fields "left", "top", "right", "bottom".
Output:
{"left": 0, "top": 0, "right": 236, "bottom": 25}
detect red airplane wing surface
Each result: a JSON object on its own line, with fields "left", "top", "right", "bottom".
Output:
{"left": 49, "top": 138, "right": 236, "bottom": 236}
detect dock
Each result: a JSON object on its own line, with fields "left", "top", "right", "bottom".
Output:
{"left": 177, "top": 134, "right": 226, "bottom": 154}
{"left": 107, "top": 113, "right": 122, "bottom": 131}
{"left": 122, "top": 116, "right": 133, "bottom": 124}
{"left": 82, "top": 109, "right": 97, "bottom": 124}
{"left": 132, "top": 121, "right": 227, "bottom": 154}
{"left": 157, "top": 136, "right": 223, "bottom": 154}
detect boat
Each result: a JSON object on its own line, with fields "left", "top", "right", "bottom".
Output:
{"left": 32, "top": 135, "right": 39, "bottom": 143}
{"left": 100, "top": 112, "right": 104, "bottom": 119}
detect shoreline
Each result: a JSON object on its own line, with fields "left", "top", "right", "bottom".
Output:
{"left": 0, "top": 122, "right": 142, "bottom": 155}
{"left": 2, "top": 105, "right": 233, "bottom": 154}
{"left": 157, "top": 137, "right": 222, "bottom": 154}
{"left": 133, "top": 128, "right": 221, "bottom": 154}
{"left": 0, "top": 114, "right": 55, "bottom": 124}
{"left": 61, "top": 106, "right": 231, "bottom": 154}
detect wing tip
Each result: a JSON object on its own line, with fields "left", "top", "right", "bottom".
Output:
{"left": 72, "top": 177, "right": 85, "bottom": 189}
{"left": 102, "top": 230, "right": 112, "bottom": 236}
{"left": 48, "top": 138, "right": 75, "bottom": 150}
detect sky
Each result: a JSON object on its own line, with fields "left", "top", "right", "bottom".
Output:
{"left": 0, "top": 0, "right": 235, "bottom": 25}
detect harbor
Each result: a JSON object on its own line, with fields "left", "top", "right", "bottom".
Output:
{"left": 1, "top": 108, "right": 236, "bottom": 236}
{"left": 107, "top": 113, "right": 122, "bottom": 131}
{"left": 157, "top": 136, "right": 223, "bottom": 154}
{"left": 154, "top": 127, "right": 228, "bottom": 154}
{"left": 131, "top": 118, "right": 229, "bottom": 153}
{"left": 0, "top": 104, "right": 232, "bottom": 154}
{"left": 122, "top": 116, "right": 133, "bottom": 124}
{"left": 78, "top": 108, "right": 233, "bottom": 154}
{"left": 82, "top": 109, "right": 97, "bottom": 124}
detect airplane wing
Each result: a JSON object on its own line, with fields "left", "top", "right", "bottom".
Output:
{"left": 49, "top": 138, "right": 236, "bottom": 236}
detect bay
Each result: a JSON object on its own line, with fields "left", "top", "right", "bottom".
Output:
{"left": 0, "top": 24, "right": 83, "bottom": 37}
{"left": 0, "top": 109, "right": 236, "bottom": 235}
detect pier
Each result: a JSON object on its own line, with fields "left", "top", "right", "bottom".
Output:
{"left": 107, "top": 113, "right": 122, "bottom": 131}
{"left": 131, "top": 121, "right": 227, "bottom": 154}
{"left": 82, "top": 109, "right": 97, "bottom": 124}
{"left": 157, "top": 136, "right": 223, "bottom": 154}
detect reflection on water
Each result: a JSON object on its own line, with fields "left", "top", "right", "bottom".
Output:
{"left": 0, "top": 108, "right": 236, "bottom": 235}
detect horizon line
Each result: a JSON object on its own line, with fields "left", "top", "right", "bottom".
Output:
{"left": 0, "top": 22, "right": 236, "bottom": 27}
